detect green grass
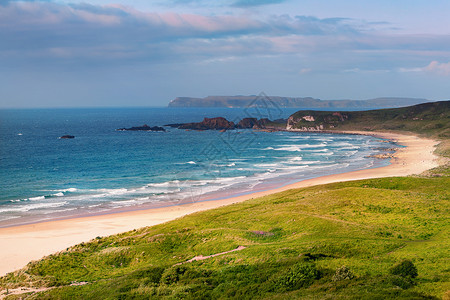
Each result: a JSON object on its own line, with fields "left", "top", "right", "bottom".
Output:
{"left": 1, "top": 175, "right": 449, "bottom": 299}
{"left": 289, "top": 101, "right": 450, "bottom": 138}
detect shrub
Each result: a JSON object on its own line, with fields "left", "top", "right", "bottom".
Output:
{"left": 129, "top": 266, "right": 164, "bottom": 284}
{"left": 332, "top": 265, "right": 355, "bottom": 281}
{"left": 160, "top": 266, "right": 187, "bottom": 285}
{"left": 274, "top": 263, "right": 320, "bottom": 291}
{"left": 389, "top": 260, "right": 418, "bottom": 278}
{"left": 389, "top": 275, "right": 415, "bottom": 289}
{"left": 301, "top": 253, "right": 330, "bottom": 262}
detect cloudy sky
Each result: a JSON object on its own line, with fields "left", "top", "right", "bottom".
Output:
{"left": 1, "top": 0, "right": 449, "bottom": 108}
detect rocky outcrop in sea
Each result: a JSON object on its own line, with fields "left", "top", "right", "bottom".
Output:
{"left": 177, "top": 117, "right": 235, "bottom": 130}
{"left": 117, "top": 125, "right": 166, "bottom": 132}
{"left": 166, "top": 117, "right": 286, "bottom": 131}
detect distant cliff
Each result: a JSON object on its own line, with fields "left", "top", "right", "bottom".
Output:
{"left": 168, "top": 96, "right": 429, "bottom": 109}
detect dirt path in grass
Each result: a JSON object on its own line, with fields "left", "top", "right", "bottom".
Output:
{"left": 0, "top": 282, "right": 88, "bottom": 299}
{"left": 0, "top": 287, "right": 53, "bottom": 299}
{"left": 175, "top": 246, "right": 247, "bottom": 266}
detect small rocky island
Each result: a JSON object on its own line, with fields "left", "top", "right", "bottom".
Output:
{"left": 165, "top": 117, "right": 286, "bottom": 131}
{"left": 117, "top": 124, "right": 166, "bottom": 132}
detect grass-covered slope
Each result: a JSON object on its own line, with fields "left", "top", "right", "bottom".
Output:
{"left": 1, "top": 176, "right": 449, "bottom": 299}
{"left": 287, "top": 100, "right": 450, "bottom": 138}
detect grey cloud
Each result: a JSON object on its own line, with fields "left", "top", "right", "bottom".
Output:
{"left": 0, "top": 2, "right": 365, "bottom": 59}
{"left": 1, "top": 1, "right": 448, "bottom": 74}
{"left": 232, "top": 0, "right": 287, "bottom": 7}
{"left": 163, "top": 0, "right": 287, "bottom": 8}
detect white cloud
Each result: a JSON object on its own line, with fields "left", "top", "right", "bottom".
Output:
{"left": 424, "top": 60, "right": 450, "bottom": 76}
{"left": 399, "top": 61, "right": 450, "bottom": 76}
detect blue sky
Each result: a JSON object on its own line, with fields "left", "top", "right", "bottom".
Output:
{"left": 0, "top": 0, "right": 449, "bottom": 107}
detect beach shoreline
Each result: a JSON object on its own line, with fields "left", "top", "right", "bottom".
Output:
{"left": 0, "top": 131, "right": 441, "bottom": 277}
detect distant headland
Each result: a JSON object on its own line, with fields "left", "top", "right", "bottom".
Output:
{"left": 168, "top": 95, "right": 429, "bottom": 109}
{"left": 167, "top": 100, "right": 449, "bottom": 137}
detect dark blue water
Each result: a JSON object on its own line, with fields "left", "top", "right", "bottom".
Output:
{"left": 0, "top": 107, "right": 394, "bottom": 227}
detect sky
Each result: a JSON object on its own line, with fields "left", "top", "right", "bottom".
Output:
{"left": 0, "top": 0, "right": 449, "bottom": 108}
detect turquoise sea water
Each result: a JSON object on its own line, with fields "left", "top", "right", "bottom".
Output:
{"left": 0, "top": 107, "right": 395, "bottom": 227}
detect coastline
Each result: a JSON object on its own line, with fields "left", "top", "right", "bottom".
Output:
{"left": 0, "top": 131, "right": 440, "bottom": 277}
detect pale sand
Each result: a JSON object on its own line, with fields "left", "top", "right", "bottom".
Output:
{"left": 0, "top": 131, "right": 441, "bottom": 277}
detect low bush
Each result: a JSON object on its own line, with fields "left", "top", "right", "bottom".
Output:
{"left": 389, "top": 275, "right": 415, "bottom": 289}
{"left": 332, "top": 265, "right": 355, "bottom": 281}
{"left": 273, "top": 263, "right": 321, "bottom": 292}
{"left": 160, "top": 266, "right": 187, "bottom": 285}
{"left": 389, "top": 260, "right": 418, "bottom": 278}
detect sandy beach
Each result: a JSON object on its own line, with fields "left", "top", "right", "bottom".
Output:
{"left": 0, "top": 131, "right": 441, "bottom": 277}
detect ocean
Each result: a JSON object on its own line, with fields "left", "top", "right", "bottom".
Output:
{"left": 0, "top": 107, "right": 396, "bottom": 227}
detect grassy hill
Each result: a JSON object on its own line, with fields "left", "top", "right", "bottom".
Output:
{"left": 287, "top": 100, "right": 450, "bottom": 138}
{"left": 1, "top": 101, "right": 449, "bottom": 299}
{"left": 1, "top": 179, "right": 449, "bottom": 299}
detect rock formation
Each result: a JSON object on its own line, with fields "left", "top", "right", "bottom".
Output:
{"left": 117, "top": 124, "right": 166, "bottom": 132}
{"left": 236, "top": 118, "right": 259, "bottom": 129}
{"left": 176, "top": 117, "right": 235, "bottom": 130}
{"left": 166, "top": 117, "right": 286, "bottom": 131}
